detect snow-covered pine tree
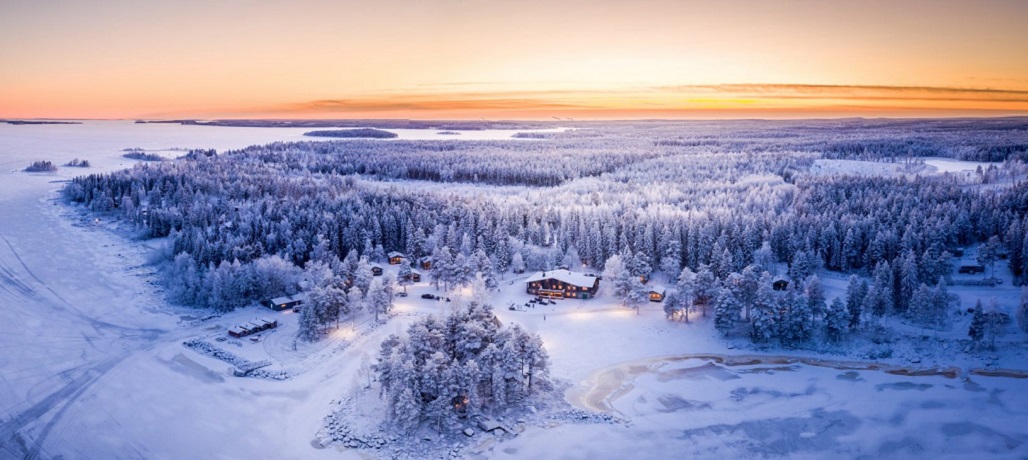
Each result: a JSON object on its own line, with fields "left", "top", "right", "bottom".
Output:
{"left": 602, "top": 254, "right": 630, "bottom": 299}
{"left": 714, "top": 286, "right": 740, "bottom": 335}
{"left": 693, "top": 265, "right": 717, "bottom": 317}
{"left": 354, "top": 256, "right": 374, "bottom": 296}
{"left": 969, "top": 299, "right": 985, "bottom": 344}
{"left": 825, "top": 296, "right": 847, "bottom": 342}
{"left": 805, "top": 274, "right": 826, "bottom": 319}
{"left": 511, "top": 252, "right": 526, "bottom": 274}
{"left": 297, "top": 298, "right": 323, "bottom": 342}
{"left": 397, "top": 259, "right": 413, "bottom": 293}
{"left": 750, "top": 273, "right": 777, "bottom": 343}
{"left": 845, "top": 275, "right": 866, "bottom": 329}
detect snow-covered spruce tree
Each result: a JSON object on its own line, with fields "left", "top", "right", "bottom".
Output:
{"left": 354, "top": 256, "right": 374, "bottom": 296}
{"left": 662, "top": 289, "right": 682, "bottom": 320}
{"left": 969, "top": 299, "right": 986, "bottom": 344}
{"left": 779, "top": 288, "right": 813, "bottom": 346}
{"left": 602, "top": 254, "right": 630, "bottom": 299}
{"left": 692, "top": 264, "right": 717, "bottom": 317}
{"left": 845, "top": 275, "right": 866, "bottom": 329}
{"left": 297, "top": 298, "right": 323, "bottom": 342}
{"left": 864, "top": 261, "right": 893, "bottom": 319}
{"left": 804, "top": 275, "right": 826, "bottom": 319}
{"left": 397, "top": 259, "right": 413, "bottom": 293}
{"left": 510, "top": 252, "right": 526, "bottom": 274}
{"left": 471, "top": 249, "right": 498, "bottom": 290}
{"left": 736, "top": 265, "right": 763, "bottom": 320}
{"left": 752, "top": 241, "right": 775, "bottom": 274}
{"left": 750, "top": 273, "right": 777, "bottom": 343}
{"left": 367, "top": 275, "right": 394, "bottom": 323}
{"left": 713, "top": 286, "right": 740, "bottom": 335}
{"left": 624, "top": 276, "right": 649, "bottom": 313}
{"left": 825, "top": 297, "right": 847, "bottom": 342}
{"left": 908, "top": 283, "right": 940, "bottom": 328}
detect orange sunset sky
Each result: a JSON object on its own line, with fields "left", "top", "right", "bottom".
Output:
{"left": 2, "top": 0, "right": 1028, "bottom": 120}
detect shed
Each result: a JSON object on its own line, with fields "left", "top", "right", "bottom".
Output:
{"left": 959, "top": 265, "right": 985, "bottom": 274}
{"left": 266, "top": 294, "right": 304, "bottom": 311}
{"left": 772, "top": 275, "right": 790, "bottom": 291}
{"left": 371, "top": 264, "right": 384, "bottom": 276}
{"left": 388, "top": 251, "right": 406, "bottom": 265}
{"left": 649, "top": 286, "right": 666, "bottom": 302}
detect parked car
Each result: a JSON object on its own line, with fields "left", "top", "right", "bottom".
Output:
{"left": 421, "top": 293, "right": 436, "bottom": 300}
{"left": 397, "top": 292, "right": 408, "bottom": 297}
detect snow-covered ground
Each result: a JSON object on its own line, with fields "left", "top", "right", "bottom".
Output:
{"left": 809, "top": 158, "right": 1005, "bottom": 179}
{"left": 1, "top": 123, "right": 1027, "bottom": 459}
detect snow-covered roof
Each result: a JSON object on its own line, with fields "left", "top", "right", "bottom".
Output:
{"left": 410, "top": 269, "right": 421, "bottom": 275}
{"left": 524, "top": 269, "right": 598, "bottom": 287}
{"left": 270, "top": 294, "right": 305, "bottom": 305}
{"left": 649, "top": 286, "right": 666, "bottom": 295}
{"left": 387, "top": 251, "right": 405, "bottom": 258}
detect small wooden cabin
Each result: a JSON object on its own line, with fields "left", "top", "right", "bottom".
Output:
{"left": 525, "top": 269, "right": 600, "bottom": 299}
{"left": 371, "top": 264, "right": 384, "bottom": 276}
{"left": 419, "top": 257, "right": 432, "bottom": 270}
{"left": 266, "top": 294, "right": 304, "bottom": 311}
{"left": 772, "top": 275, "right": 790, "bottom": 291}
{"left": 649, "top": 287, "right": 666, "bottom": 302}
{"left": 959, "top": 265, "right": 985, "bottom": 274}
{"left": 388, "top": 251, "right": 406, "bottom": 265}
{"left": 409, "top": 269, "right": 422, "bottom": 282}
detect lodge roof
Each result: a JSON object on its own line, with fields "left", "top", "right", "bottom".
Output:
{"left": 524, "top": 269, "right": 597, "bottom": 287}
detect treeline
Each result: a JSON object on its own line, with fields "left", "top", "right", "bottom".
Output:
{"left": 375, "top": 301, "right": 548, "bottom": 432}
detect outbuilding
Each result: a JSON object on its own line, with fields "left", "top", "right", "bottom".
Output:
{"left": 649, "top": 286, "right": 666, "bottom": 302}
{"left": 266, "top": 294, "right": 304, "bottom": 311}
{"left": 772, "top": 275, "right": 790, "bottom": 291}
{"left": 388, "top": 251, "right": 406, "bottom": 265}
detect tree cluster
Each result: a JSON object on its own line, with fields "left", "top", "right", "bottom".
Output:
{"left": 374, "top": 302, "right": 548, "bottom": 432}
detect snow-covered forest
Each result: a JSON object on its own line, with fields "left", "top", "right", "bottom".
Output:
{"left": 63, "top": 119, "right": 1028, "bottom": 348}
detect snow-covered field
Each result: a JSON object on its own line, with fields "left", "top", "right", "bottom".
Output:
{"left": 1, "top": 122, "right": 1027, "bottom": 459}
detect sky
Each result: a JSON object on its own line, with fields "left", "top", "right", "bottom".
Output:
{"left": 2, "top": 0, "right": 1028, "bottom": 120}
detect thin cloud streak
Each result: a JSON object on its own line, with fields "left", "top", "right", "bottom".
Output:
{"left": 250, "top": 83, "right": 1028, "bottom": 119}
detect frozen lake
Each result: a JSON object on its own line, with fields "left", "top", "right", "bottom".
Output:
{"left": 499, "top": 356, "right": 1028, "bottom": 459}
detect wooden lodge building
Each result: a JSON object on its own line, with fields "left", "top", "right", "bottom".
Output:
{"left": 525, "top": 269, "right": 600, "bottom": 299}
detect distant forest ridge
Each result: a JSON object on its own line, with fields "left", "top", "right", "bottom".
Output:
{"left": 304, "top": 128, "right": 398, "bottom": 139}
{"left": 134, "top": 119, "right": 556, "bottom": 130}
{"left": 1, "top": 120, "right": 82, "bottom": 125}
